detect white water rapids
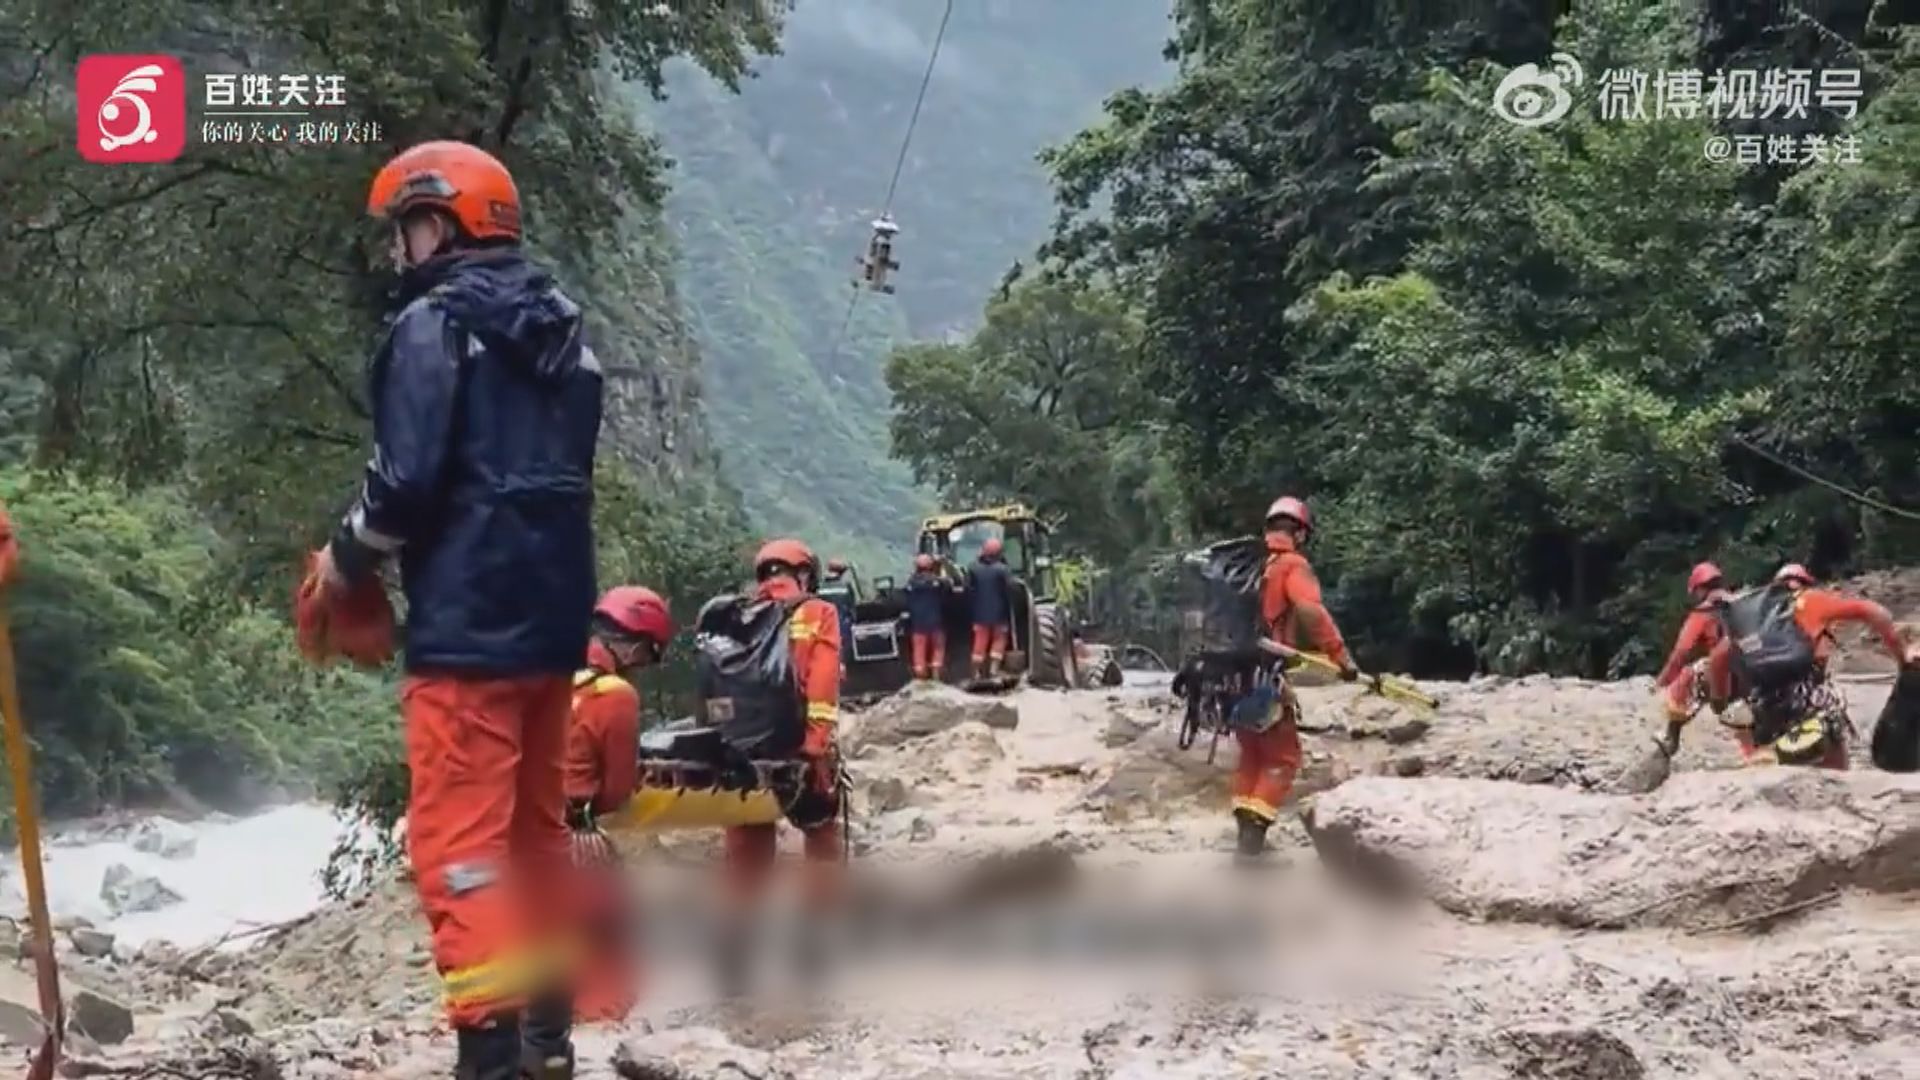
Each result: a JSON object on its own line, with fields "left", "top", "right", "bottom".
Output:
{"left": 3, "top": 671, "right": 1171, "bottom": 954}
{"left": 7, "top": 803, "right": 345, "bottom": 951}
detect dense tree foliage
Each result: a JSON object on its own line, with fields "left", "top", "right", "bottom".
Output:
{"left": 894, "top": 0, "right": 1920, "bottom": 677}
{"left": 0, "top": 1, "right": 777, "bottom": 829}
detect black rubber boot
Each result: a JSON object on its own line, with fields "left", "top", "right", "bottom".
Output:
{"left": 1232, "top": 809, "right": 1271, "bottom": 866}
{"left": 521, "top": 990, "right": 575, "bottom": 1080}
{"left": 454, "top": 1013, "right": 523, "bottom": 1080}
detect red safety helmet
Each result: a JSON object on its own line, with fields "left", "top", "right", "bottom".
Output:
{"left": 1687, "top": 561, "right": 1724, "bottom": 593}
{"left": 1265, "top": 495, "right": 1312, "bottom": 537}
{"left": 755, "top": 538, "right": 819, "bottom": 579}
{"left": 1774, "top": 563, "right": 1815, "bottom": 588}
{"left": 366, "top": 140, "right": 522, "bottom": 241}
{"left": 914, "top": 553, "right": 935, "bottom": 571}
{"left": 593, "top": 586, "right": 674, "bottom": 647}
{"left": 982, "top": 537, "right": 1005, "bottom": 558}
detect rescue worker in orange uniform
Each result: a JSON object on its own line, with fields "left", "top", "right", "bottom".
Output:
{"left": 718, "top": 539, "right": 844, "bottom": 996}
{"left": 1235, "top": 496, "right": 1358, "bottom": 862}
{"left": 1653, "top": 561, "right": 1735, "bottom": 755}
{"left": 966, "top": 537, "right": 1014, "bottom": 680}
{"left": 564, "top": 587, "right": 674, "bottom": 1027}
{"left": 904, "top": 553, "right": 950, "bottom": 681}
{"left": 1705, "top": 563, "right": 1909, "bottom": 769}
{"left": 310, "top": 141, "right": 602, "bottom": 1080}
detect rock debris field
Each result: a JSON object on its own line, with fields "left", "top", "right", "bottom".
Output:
{"left": 4, "top": 667, "right": 1917, "bottom": 1079}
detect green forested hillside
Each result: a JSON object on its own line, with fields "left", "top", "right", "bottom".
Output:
{"left": 0, "top": 0, "right": 780, "bottom": 826}
{"left": 889, "top": 0, "right": 1920, "bottom": 677}
{"left": 641, "top": 0, "right": 1173, "bottom": 569}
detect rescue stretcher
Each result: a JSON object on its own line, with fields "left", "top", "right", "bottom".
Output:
{"left": 600, "top": 719, "right": 812, "bottom": 833}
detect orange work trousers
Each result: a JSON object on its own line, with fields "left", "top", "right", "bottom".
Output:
{"left": 403, "top": 673, "right": 576, "bottom": 1028}
{"left": 723, "top": 816, "right": 844, "bottom": 910}
{"left": 910, "top": 630, "right": 946, "bottom": 679}
{"left": 970, "top": 624, "right": 1009, "bottom": 664}
{"left": 1231, "top": 717, "right": 1302, "bottom": 825}
{"left": 1661, "top": 659, "right": 1708, "bottom": 722}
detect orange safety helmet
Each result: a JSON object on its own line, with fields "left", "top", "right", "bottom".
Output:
{"left": 1687, "top": 561, "right": 1724, "bottom": 593}
{"left": 755, "top": 538, "right": 819, "bottom": 580}
{"left": 593, "top": 585, "right": 674, "bottom": 647}
{"left": 365, "top": 140, "right": 522, "bottom": 241}
{"left": 1774, "top": 563, "right": 1815, "bottom": 588}
{"left": 1265, "top": 495, "right": 1313, "bottom": 537}
{"left": 981, "top": 537, "right": 1005, "bottom": 558}
{"left": 914, "top": 553, "right": 935, "bottom": 571}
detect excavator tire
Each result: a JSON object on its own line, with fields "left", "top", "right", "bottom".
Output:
{"left": 1029, "top": 602, "right": 1078, "bottom": 690}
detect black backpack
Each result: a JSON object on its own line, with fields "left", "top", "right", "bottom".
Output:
{"left": 1870, "top": 667, "right": 1920, "bottom": 773}
{"left": 1715, "top": 584, "right": 1817, "bottom": 694}
{"left": 693, "top": 593, "right": 806, "bottom": 759}
{"left": 1179, "top": 537, "right": 1268, "bottom": 660}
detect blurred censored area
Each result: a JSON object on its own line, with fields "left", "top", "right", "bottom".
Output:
{"left": 623, "top": 847, "right": 1425, "bottom": 997}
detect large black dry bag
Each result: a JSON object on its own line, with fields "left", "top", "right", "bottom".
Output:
{"left": 1179, "top": 536, "right": 1268, "bottom": 659}
{"left": 1715, "top": 583, "right": 1817, "bottom": 694}
{"left": 694, "top": 594, "right": 805, "bottom": 759}
{"left": 1870, "top": 667, "right": 1920, "bottom": 773}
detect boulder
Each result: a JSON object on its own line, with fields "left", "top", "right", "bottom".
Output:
{"left": 1101, "top": 705, "right": 1156, "bottom": 748}
{"left": 616, "top": 1027, "right": 778, "bottom": 1080}
{"left": 0, "top": 999, "right": 43, "bottom": 1047}
{"left": 68, "top": 927, "right": 115, "bottom": 958}
{"left": 69, "top": 988, "right": 134, "bottom": 1045}
{"left": 863, "top": 775, "right": 912, "bottom": 814}
{"left": 130, "top": 817, "right": 199, "bottom": 859}
{"left": 100, "top": 863, "right": 183, "bottom": 916}
{"left": 1490, "top": 1026, "right": 1647, "bottom": 1080}
{"left": 873, "top": 808, "right": 937, "bottom": 845}
{"left": 847, "top": 682, "right": 1019, "bottom": 752}
{"left": 1305, "top": 769, "right": 1920, "bottom": 930}
{"left": 1083, "top": 728, "right": 1224, "bottom": 823}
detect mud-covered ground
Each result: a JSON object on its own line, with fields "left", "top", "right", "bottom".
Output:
{"left": 17, "top": 651, "right": 1916, "bottom": 1080}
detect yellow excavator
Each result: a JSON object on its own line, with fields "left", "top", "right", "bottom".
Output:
{"left": 841, "top": 503, "right": 1084, "bottom": 697}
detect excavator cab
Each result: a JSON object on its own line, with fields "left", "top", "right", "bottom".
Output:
{"left": 855, "top": 215, "right": 901, "bottom": 294}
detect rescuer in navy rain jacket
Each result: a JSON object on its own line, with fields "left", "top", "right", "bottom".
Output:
{"left": 965, "top": 539, "right": 1014, "bottom": 679}
{"left": 316, "top": 141, "right": 606, "bottom": 1080}
{"left": 329, "top": 246, "right": 604, "bottom": 674}
{"left": 903, "top": 553, "right": 950, "bottom": 680}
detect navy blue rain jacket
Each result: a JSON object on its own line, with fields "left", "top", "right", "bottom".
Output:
{"left": 330, "top": 247, "right": 602, "bottom": 675}
{"left": 903, "top": 571, "right": 948, "bottom": 633}
{"left": 967, "top": 558, "right": 1013, "bottom": 627}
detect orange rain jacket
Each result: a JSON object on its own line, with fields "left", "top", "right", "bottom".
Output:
{"left": 1259, "top": 531, "right": 1351, "bottom": 669}
{"left": 1656, "top": 603, "right": 1727, "bottom": 688}
{"left": 566, "top": 640, "right": 641, "bottom": 816}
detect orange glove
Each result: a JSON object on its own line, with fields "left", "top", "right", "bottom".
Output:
{"left": 801, "top": 721, "right": 836, "bottom": 793}
{"left": 0, "top": 506, "right": 18, "bottom": 590}
{"left": 293, "top": 551, "right": 397, "bottom": 668}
